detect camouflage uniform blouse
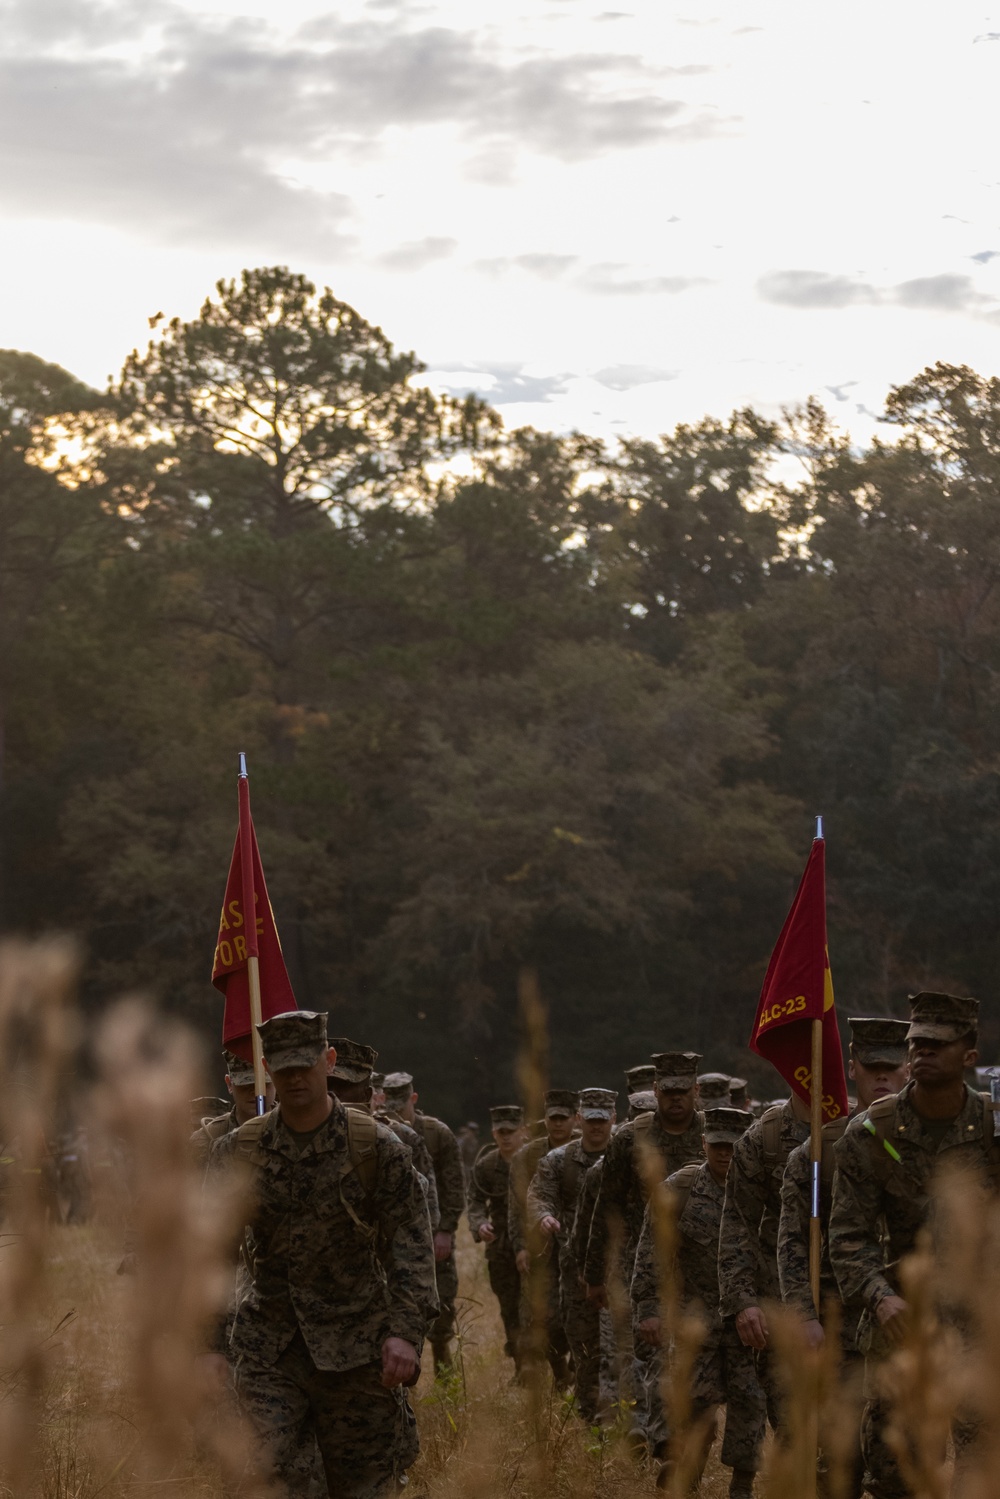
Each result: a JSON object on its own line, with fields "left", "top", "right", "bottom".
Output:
{"left": 466, "top": 1146, "right": 514, "bottom": 1260}
{"left": 777, "top": 1116, "right": 862, "bottom": 1347}
{"left": 526, "top": 1140, "right": 605, "bottom": 1278}
{"left": 413, "top": 1111, "right": 466, "bottom": 1234}
{"left": 584, "top": 1111, "right": 705, "bottom": 1288}
{"left": 211, "top": 1101, "right": 438, "bottom": 1371}
{"left": 829, "top": 1081, "right": 999, "bottom": 1317}
{"left": 718, "top": 1102, "right": 808, "bottom": 1319}
{"left": 632, "top": 1162, "right": 725, "bottom": 1327}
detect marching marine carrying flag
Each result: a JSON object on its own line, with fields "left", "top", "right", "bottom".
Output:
{"left": 749, "top": 832, "right": 849, "bottom": 1122}
{"left": 211, "top": 767, "right": 296, "bottom": 1062}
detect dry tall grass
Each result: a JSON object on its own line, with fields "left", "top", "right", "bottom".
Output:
{"left": 5, "top": 937, "right": 1000, "bottom": 1499}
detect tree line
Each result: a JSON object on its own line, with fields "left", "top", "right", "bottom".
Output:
{"left": 2, "top": 266, "right": 999, "bottom": 1120}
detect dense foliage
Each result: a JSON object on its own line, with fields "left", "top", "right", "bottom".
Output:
{"left": 3, "top": 269, "right": 999, "bottom": 1118}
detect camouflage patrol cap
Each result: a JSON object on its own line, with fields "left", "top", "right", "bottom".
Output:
{"left": 728, "top": 1077, "right": 748, "bottom": 1108}
{"left": 628, "top": 1089, "right": 657, "bottom": 1116}
{"left": 257, "top": 1010, "right": 328, "bottom": 1070}
{"left": 697, "top": 1071, "right": 732, "bottom": 1102}
{"left": 578, "top": 1087, "right": 617, "bottom": 1120}
{"left": 382, "top": 1071, "right": 414, "bottom": 1102}
{"left": 223, "top": 1050, "right": 255, "bottom": 1088}
{"left": 848, "top": 1017, "right": 909, "bottom": 1067}
{"left": 702, "top": 1106, "right": 754, "bottom": 1144}
{"left": 906, "top": 992, "right": 979, "bottom": 1043}
{"left": 544, "top": 1088, "right": 580, "bottom": 1118}
{"left": 371, "top": 1071, "right": 385, "bottom": 1089}
{"left": 329, "top": 1037, "right": 378, "bottom": 1084}
{"left": 652, "top": 1051, "right": 702, "bottom": 1091}
{"left": 625, "top": 1064, "right": 656, "bottom": 1092}
{"left": 490, "top": 1104, "right": 524, "bottom": 1130}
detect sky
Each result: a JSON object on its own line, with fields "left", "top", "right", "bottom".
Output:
{"left": 1, "top": 0, "right": 999, "bottom": 443}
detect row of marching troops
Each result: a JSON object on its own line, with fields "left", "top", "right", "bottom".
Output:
{"left": 191, "top": 991, "right": 989, "bottom": 1499}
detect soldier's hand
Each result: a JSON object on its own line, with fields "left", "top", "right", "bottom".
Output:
{"left": 381, "top": 1337, "right": 418, "bottom": 1388}
{"left": 478, "top": 1221, "right": 496, "bottom": 1243}
{"left": 515, "top": 1249, "right": 531, "bottom": 1275}
{"left": 801, "top": 1318, "right": 825, "bottom": 1350}
{"left": 735, "top": 1306, "right": 769, "bottom": 1349}
{"left": 585, "top": 1283, "right": 608, "bottom": 1308}
{"left": 539, "top": 1215, "right": 560, "bottom": 1236}
{"left": 433, "top": 1230, "right": 453, "bottom": 1262}
{"left": 637, "top": 1316, "right": 661, "bottom": 1347}
{"left": 875, "top": 1294, "right": 909, "bottom": 1340}
{"left": 198, "top": 1353, "right": 231, "bottom": 1396}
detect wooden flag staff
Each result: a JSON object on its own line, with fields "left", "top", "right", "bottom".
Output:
{"left": 809, "top": 814, "right": 824, "bottom": 1315}
{"left": 238, "top": 752, "right": 267, "bottom": 1116}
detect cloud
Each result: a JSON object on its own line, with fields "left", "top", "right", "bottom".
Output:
{"left": 580, "top": 263, "right": 709, "bottom": 295}
{"left": 758, "top": 267, "right": 1000, "bottom": 320}
{"left": 592, "top": 364, "right": 678, "bottom": 389}
{"left": 757, "top": 270, "right": 879, "bottom": 309}
{"left": 376, "top": 236, "right": 457, "bottom": 270}
{"left": 893, "top": 274, "right": 980, "bottom": 311}
{"left": 427, "top": 363, "right": 572, "bottom": 404}
{"left": 475, "top": 253, "right": 579, "bottom": 279}
{"left": 970, "top": 250, "right": 1000, "bottom": 264}
{"left": 824, "top": 381, "right": 860, "bottom": 403}
{"left": 0, "top": 0, "right": 720, "bottom": 253}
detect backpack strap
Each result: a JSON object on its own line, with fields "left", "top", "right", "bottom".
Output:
{"left": 560, "top": 1146, "right": 584, "bottom": 1210}
{"left": 819, "top": 1115, "right": 849, "bottom": 1192}
{"left": 666, "top": 1161, "right": 702, "bottom": 1216}
{"left": 861, "top": 1095, "right": 901, "bottom": 1183}
{"left": 230, "top": 1112, "right": 271, "bottom": 1167}
{"left": 759, "top": 1104, "right": 785, "bottom": 1171}
{"left": 978, "top": 1092, "right": 1000, "bottom": 1191}
{"left": 344, "top": 1106, "right": 379, "bottom": 1201}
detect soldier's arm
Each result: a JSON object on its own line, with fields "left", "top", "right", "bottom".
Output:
{"left": 828, "top": 1125, "right": 894, "bottom": 1314}
{"left": 373, "top": 1132, "right": 440, "bottom": 1345}
{"left": 507, "top": 1147, "right": 531, "bottom": 1257}
{"left": 631, "top": 1207, "right": 660, "bottom": 1325}
{"left": 412, "top": 1135, "right": 441, "bottom": 1232}
{"left": 466, "top": 1161, "right": 491, "bottom": 1241}
{"left": 526, "top": 1149, "right": 562, "bottom": 1232}
{"left": 777, "top": 1140, "right": 817, "bottom": 1321}
{"left": 718, "top": 1129, "right": 768, "bottom": 1317}
{"left": 432, "top": 1123, "right": 466, "bottom": 1233}
{"left": 583, "top": 1130, "right": 628, "bottom": 1287}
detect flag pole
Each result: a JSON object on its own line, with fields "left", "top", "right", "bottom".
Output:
{"left": 809, "top": 813, "right": 824, "bottom": 1315}
{"left": 238, "top": 752, "right": 267, "bottom": 1117}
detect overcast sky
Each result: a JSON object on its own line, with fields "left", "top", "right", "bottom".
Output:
{"left": 2, "top": 0, "right": 998, "bottom": 441}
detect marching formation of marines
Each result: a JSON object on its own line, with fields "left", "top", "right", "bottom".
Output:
{"left": 184, "top": 989, "right": 995, "bottom": 1497}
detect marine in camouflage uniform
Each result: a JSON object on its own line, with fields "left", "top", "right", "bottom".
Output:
{"left": 467, "top": 1105, "right": 527, "bottom": 1371}
{"left": 526, "top": 1088, "right": 617, "bottom": 1420}
{"left": 381, "top": 1071, "right": 467, "bottom": 1371}
{"left": 509, "top": 1089, "right": 579, "bottom": 1385}
{"left": 191, "top": 1049, "right": 276, "bottom": 1165}
{"left": 584, "top": 1052, "right": 705, "bottom": 1449}
{"left": 633, "top": 1107, "right": 762, "bottom": 1497}
{"left": 778, "top": 1017, "right": 909, "bottom": 1499}
{"left": 718, "top": 1088, "right": 810, "bottom": 1429}
{"left": 829, "top": 993, "right": 996, "bottom": 1499}
{"left": 211, "top": 1012, "right": 438, "bottom": 1499}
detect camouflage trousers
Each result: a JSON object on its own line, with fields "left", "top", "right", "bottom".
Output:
{"left": 430, "top": 1251, "right": 459, "bottom": 1362}
{"left": 860, "top": 1367, "right": 979, "bottom": 1499}
{"left": 561, "top": 1275, "right": 603, "bottom": 1421}
{"left": 644, "top": 1321, "right": 766, "bottom": 1473}
{"left": 519, "top": 1249, "right": 570, "bottom": 1381}
{"left": 486, "top": 1247, "right": 523, "bottom": 1367}
{"left": 234, "top": 1332, "right": 419, "bottom": 1498}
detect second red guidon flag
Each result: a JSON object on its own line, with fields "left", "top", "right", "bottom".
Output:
{"left": 749, "top": 833, "right": 848, "bottom": 1121}
{"left": 212, "top": 773, "right": 296, "bottom": 1061}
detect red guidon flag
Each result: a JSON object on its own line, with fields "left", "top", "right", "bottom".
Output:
{"left": 211, "top": 773, "right": 296, "bottom": 1061}
{"left": 749, "top": 834, "right": 848, "bottom": 1121}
